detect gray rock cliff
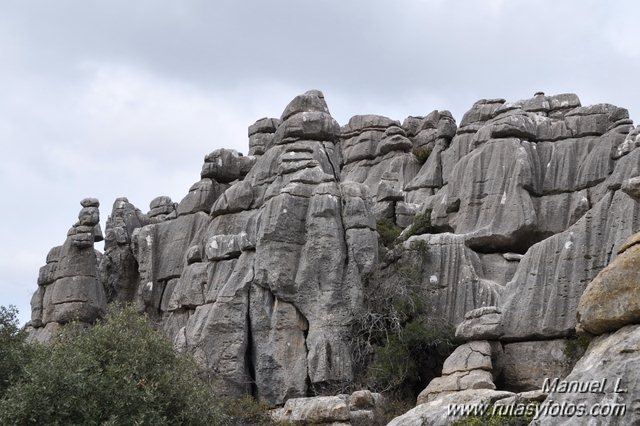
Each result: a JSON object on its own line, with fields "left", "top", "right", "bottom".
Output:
{"left": 26, "top": 90, "right": 640, "bottom": 424}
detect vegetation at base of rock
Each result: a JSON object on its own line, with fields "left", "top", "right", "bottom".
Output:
{"left": 563, "top": 334, "right": 592, "bottom": 362}
{"left": 0, "top": 306, "right": 30, "bottom": 399}
{"left": 217, "top": 395, "right": 276, "bottom": 425}
{"left": 0, "top": 305, "right": 274, "bottom": 426}
{"left": 351, "top": 246, "right": 457, "bottom": 400}
{"left": 404, "top": 210, "right": 433, "bottom": 239}
{"left": 366, "top": 317, "right": 456, "bottom": 395}
{"left": 380, "top": 399, "right": 415, "bottom": 424}
{"left": 409, "top": 238, "right": 429, "bottom": 257}
{"left": 377, "top": 217, "right": 402, "bottom": 247}
{"left": 412, "top": 146, "right": 432, "bottom": 165}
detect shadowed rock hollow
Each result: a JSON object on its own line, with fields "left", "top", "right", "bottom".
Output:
{"left": 26, "top": 90, "right": 640, "bottom": 424}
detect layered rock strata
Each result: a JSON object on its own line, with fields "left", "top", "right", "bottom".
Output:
{"left": 27, "top": 199, "right": 106, "bottom": 343}
{"left": 27, "top": 91, "right": 640, "bottom": 420}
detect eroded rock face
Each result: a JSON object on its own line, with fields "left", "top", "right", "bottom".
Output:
{"left": 532, "top": 325, "right": 640, "bottom": 426}
{"left": 416, "top": 340, "right": 502, "bottom": 405}
{"left": 272, "top": 390, "right": 386, "bottom": 425}
{"left": 100, "top": 197, "right": 149, "bottom": 303}
{"left": 455, "top": 307, "right": 503, "bottom": 341}
{"left": 499, "top": 185, "right": 640, "bottom": 340}
{"left": 249, "top": 117, "right": 280, "bottom": 156}
{"left": 389, "top": 389, "right": 516, "bottom": 426}
{"left": 501, "top": 340, "right": 578, "bottom": 392}
{"left": 378, "top": 234, "right": 501, "bottom": 329}
{"left": 157, "top": 90, "right": 377, "bottom": 404}
{"left": 28, "top": 199, "right": 107, "bottom": 340}
{"left": 577, "top": 232, "right": 640, "bottom": 335}
{"left": 26, "top": 91, "right": 640, "bottom": 417}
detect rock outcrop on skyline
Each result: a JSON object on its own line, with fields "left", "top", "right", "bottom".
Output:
{"left": 26, "top": 90, "right": 640, "bottom": 424}
{"left": 27, "top": 198, "right": 106, "bottom": 343}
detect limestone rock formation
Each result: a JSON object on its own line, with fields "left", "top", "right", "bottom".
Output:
{"left": 27, "top": 199, "right": 107, "bottom": 343}
{"left": 500, "top": 340, "right": 579, "bottom": 392}
{"left": 272, "top": 390, "right": 386, "bottom": 425}
{"left": 416, "top": 341, "right": 497, "bottom": 404}
{"left": 26, "top": 90, "right": 640, "bottom": 423}
{"left": 532, "top": 325, "right": 640, "bottom": 426}
{"left": 577, "top": 231, "right": 640, "bottom": 335}
{"left": 100, "top": 197, "right": 148, "bottom": 303}
{"left": 249, "top": 117, "right": 281, "bottom": 156}
{"left": 455, "top": 306, "right": 503, "bottom": 341}
{"left": 389, "top": 389, "right": 516, "bottom": 426}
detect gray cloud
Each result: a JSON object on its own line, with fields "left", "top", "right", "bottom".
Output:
{"left": 1, "top": 0, "right": 639, "bottom": 324}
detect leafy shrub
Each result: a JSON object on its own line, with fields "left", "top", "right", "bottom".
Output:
{"left": 409, "top": 239, "right": 429, "bottom": 257}
{"left": 412, "top": 146, "right": 433, "bottom": 165}
{"left": 404, "top": 210, "right": 433, "bottom": 239}
{"left": 367, "top": 317, "right": 456, "bottom": 396}
{"left": 0, "top": 305, "right": 232, "bottom": 425}
{"left": 0, "top": 306, "right": 30, "bottom": 398}
{"left": 351, "top": 246, "right": 457, "bottom": 399}
{"left": 377, "top": 218, "right": 402, "bottom": 247}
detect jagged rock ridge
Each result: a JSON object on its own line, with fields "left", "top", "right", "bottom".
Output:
{"left": 27, "top": 90, "right": 640, "bottom": 423}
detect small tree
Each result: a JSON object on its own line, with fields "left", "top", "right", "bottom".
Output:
{"left": 0, "top": 305, "right": 233, "bottom": 425}
{"left": 0, "top": 306, "right": 30, "bottom": 398}
{"left": 352, "top": 244, "right": 457, "bottom": 399}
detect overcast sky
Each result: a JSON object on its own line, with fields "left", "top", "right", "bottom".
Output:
{"left": 1, "top": 0, "right": 639, "bottom": 325}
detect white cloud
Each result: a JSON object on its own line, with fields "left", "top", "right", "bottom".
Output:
{"left": 605, "top": 11, "right": 640, "bottom": 61}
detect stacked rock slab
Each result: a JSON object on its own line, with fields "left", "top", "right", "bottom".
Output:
{"left": 416, "top": 341, "right": 498, "bottom": 404}
{"left": 129, "top": 149, "right": 252, "bottom": 319}
{"left": 27, "top": 198, "right": 107, "bottom": 343}
{"left": 272, "top": 390, "right": 386, "bottom": 425}
{"left": 160, "top": 90, "right": 378, "bottom": 405}
{"left": 498, "top": 144, "right": 640, "bottom": 341}
{"left": 429, "top": 98, "right": 630, "bottom": 253}
{"left": 403, "top": 110, "right": 457, "bottom": 204}
{"left": 147, "top": 195, "right": 177, "bottom": 221}
{"left": 249, "top": 117, "right": 280, "bottom": 155}
{"left": 99, "top": 197, "right": 149, "bottom": 303}
{"left": 431, "top": 93, "right": 640, "bottom": 363}
{"left": 340, "top": 115, "right": 422, "bottom": 226}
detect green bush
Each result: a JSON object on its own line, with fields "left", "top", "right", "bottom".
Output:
{"left": 412, "top": 146, "right": 432, "bottom": 165}
{"left": 404, "top": 210, "right": 433, "bottom": 239}
{"left": 352, "top": 245, "right": 457, "bottom": 398}
{"left": 377, "top": 218, "right": 402, "bottom": 247}
{"left": 0, "top": 306, "right": 30, "bottom": 398}
{"left": 367, "top": 317, "right": 456, "bottom": 396}
{"left": 0, "top": 305, "right": 233, "bottom": 426}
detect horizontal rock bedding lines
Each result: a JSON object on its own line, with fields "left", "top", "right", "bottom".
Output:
{"left": 26, "top": 90, "right": 640, "bottom": 411}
